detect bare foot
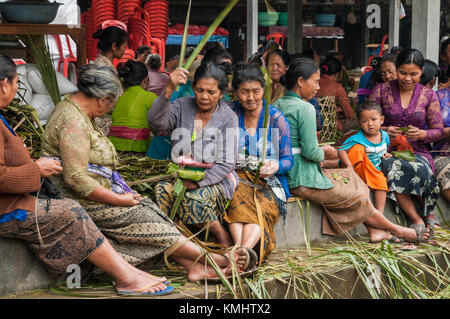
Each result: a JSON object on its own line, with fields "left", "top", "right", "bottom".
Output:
{"left": 115, "top": 273, "right": 168, "bottom": 294}
{"left": 234, "top": 247, "right": 249, "bottom": 270}
{"left": 132, "top": 268, "right": 167, "bottom": 283}
{"left": 186, "top": 262, "right": 227, "bottom": 282}
{"left": 368, "top": 229, "right": 391, "bottom": 243}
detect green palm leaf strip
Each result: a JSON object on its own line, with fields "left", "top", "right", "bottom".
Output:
{"left": 182, "top": 0, "right": 240, "bottom": 70}
{"left": 179, "top": 0, "right": 193, "bottom": 69}
{"left": 296, "top": 198, "right": 312, "bottom": 256}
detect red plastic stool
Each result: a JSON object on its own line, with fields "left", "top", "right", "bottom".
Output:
{"left": 266, "top": 32, "right": 286, "bottom": 47}
{"left": 54, "top": 34, "right": 78, "bottom": 81}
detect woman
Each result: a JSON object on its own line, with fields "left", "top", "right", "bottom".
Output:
{"left": 0, "top": 53, "right": 176, "bottom": 296}
{"left": 92, "top": 26, "right": 128, "bottom": 72}
{"left": 149, "top": 63, "right": 244, "bottom": 260}
{"left": 92, "top": 26, "right": 129, "bottom": 135}
{"left": 273, "top": 58, "right": 432, "bottom": 245}
{"left": 317, "top": 57, "right": 355, "bottom": 125}
{"left": 368, "top": 49, "right": 443, "bottom": 231}
{"left": 420, "top": 59, "right": 440, "bottom": 89}
{"left": 41, "top": 64, "right": 233, "bottom": 283}
{"left": 108, "top": 60, "right": 157, "bottom": 153}
{"left": 357, "top": 54, "right": 398, "bottom": 106}
{"left": 266, "top": 49, "right": 290, "bottom": 104}
{"left": 224, "top": 64, "right": 293, "bottom": 266}
{"left": 146, "top": 53, "right": 169, "bottom": 96}
{"left": 432, "top": 66, "right": 450, "bottom": 211}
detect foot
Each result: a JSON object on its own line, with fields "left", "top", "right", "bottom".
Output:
{"left": 425, "top": 215, "right": 441, "bottom": 230}
{"left": 185, "top": 261, "right": 227, "bottom": 282}
{"left": 397, "top": 226, "right": 431, "bottom": 243}
{"left": 368, "top": 229, "right": 391, "bottom": 243}
{"left": 234, "top": 247, "right": 250, "bottom": 270}
{"left": 132, "top": 268, "right": 168, "bottom": 284}
{"left": 115, "top": 272, "right": 168, "bottom": 295}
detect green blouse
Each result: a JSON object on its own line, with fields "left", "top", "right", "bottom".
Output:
{"left": 273, "top": 92, "right": 333, "bottom": 190}
{"left": 41, "top": 95, "right": 119, "bottom": 202}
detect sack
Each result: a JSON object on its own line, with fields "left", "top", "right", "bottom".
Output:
{"left": 31, "top": 178, "right": 63, "bottom": 199}
{"left": 30, "top": 94, "right": 55, "bottom": 124}
{"left": 15, "top": 65, "right": 33, "bottom": 105}
{"left": 26, "top": 64, "right": 78, "bottom": 95}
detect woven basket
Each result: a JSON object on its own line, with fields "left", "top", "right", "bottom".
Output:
{"left": 318, "top": 96, "right": 337, "bottom": 143}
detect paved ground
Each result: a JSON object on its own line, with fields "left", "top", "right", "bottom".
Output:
{"left": 2, "top": 229, "right": 449, "bottom": 300}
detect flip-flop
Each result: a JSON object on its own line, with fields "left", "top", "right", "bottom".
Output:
{"left": 369, "top": 235, "right": 405, "bottom": 245}
{"left": 243, "top": 247, "right": 258, "bottom": 272}
{"left": 114, "top": 281, "right": 175, "bottom": 296}
{"left": 204, "top": 268, "right": 259, "bottom": 284}
{"left": 400, "top": 243, "right": 417, "bottom": 251}
{"left": 409, "top": 224, "right": 434, "bottom": 244}
{"left": 424, "top": 217, "right": 441, "bottom": 230}
{"left": 147, "top": 274, "right": 171, "bottom": 286}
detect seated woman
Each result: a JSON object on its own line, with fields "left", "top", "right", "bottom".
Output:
{"left": 432, "top": 67, "right": 450, "bottom": 214}
{"left": 41, "top": 64, "right": 233, "bottom": 283}
{"left": 0, "top": 53, "right": 176, "bottom": 296}
{"left": 273, "top": 57, "right": 432, "bottom": 245}
{"left": 149, "top": 63, "right": 241, "bottom": 255}
{"left": 420, "top": 59, "right": 440, "bottom": 90}
{"left": 318, "top": 57, "right": 355, "bottom": 132}
{"left": 266, "top": 49, "right": 290, "bottom": 104}
{"left": 368, "top": 49, "right": 443, "bottom": 232}
{"left": 108, "top": 60, "right": 157, "bottom": 153}
{"left": 224, "top": 64, "right": 293, "bottom": 267}
{"left": 146, "top": 53, "right": 169, "bottom": 96}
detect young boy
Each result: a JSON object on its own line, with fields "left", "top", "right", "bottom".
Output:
{"left": 340, "top": 100, "right": 391, "bottom": 213}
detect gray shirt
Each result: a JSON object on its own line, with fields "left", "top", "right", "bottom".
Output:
{"left": 148, "top": 95, "right": 239, "bottom": 199}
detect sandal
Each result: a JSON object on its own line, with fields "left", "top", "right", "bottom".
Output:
{"left": 238, "top": 247, "right": 258, "bottom": 272}
{"left": 424, "top": 217, "right": 441, "bottom": 230}
{"left": 388, "top": 235, "right": 405, "bottom": 245}
{"left": 114, "top": 281, "right": 174, "bottom": 297}
{"left": 409, "top": 224, "right": 434, "bottom": 244}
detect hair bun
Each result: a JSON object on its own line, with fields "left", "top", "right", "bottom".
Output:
{"left": 92, "top": 28, "right": 105, "bottom": 39}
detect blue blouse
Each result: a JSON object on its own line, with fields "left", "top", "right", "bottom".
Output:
{"left": 0, "top": 115, "right": 28, "bottom": 224}
{"left": 231, "top": 100, "right": 293, "bottom": 198}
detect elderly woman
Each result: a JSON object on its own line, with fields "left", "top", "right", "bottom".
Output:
{"left": 266, "top": 49, "right": 290, "bottom": 104}
{"left": 274, "top": 58, "right": 432, "bottom": 245}
{"left": 150, "top": 63, "right": 245, "bottom": 261}
{"left": 224, "top": 64, "right": 293, "bottom": 267}
{"left": 432, "top": 66, "right": 450, "bottom": 218}
{"left": 368, "top": 49, "right": 443, "bottom": 232}
{"left": 0, "top": 53, "right": 176, "bottom": 296}
{"left": 41, "top": 64, "right": 232, "bottom": 284}
{"left": 108, "top": 60, "right": 157, "bottom": 153}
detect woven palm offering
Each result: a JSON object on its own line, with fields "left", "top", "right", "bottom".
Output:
{"left": 318, "top": 96, "right": 337, "bottom": 143}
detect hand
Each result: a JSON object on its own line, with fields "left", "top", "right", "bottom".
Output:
{"left": 382, "top": 152, "right": 392, "bottom": 159}
{"left": 385, "top": 126, "right": 402, "bottom": 138}
{"left": 182, "top": 180, "right": 199, "bottom": 191}
{"left": 404, "top": 125, "right": 426, "bottom": 141}
{"left": 116, "top": 192, "right": 142, "bottom": 207}
{"left": 35, "top": 158, "right": 62, "bottom": 178}
{"left": 169, "top": 67, "right": 189, "bottom": 88}
{"left": 321, "top": 144, "right": 338, "bottom": 159}
{"left": 259, "top": 160, "right": 279, "bottom": 178}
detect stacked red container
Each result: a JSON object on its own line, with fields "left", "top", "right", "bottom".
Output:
{"left": 90, "top": 0, "right": 116, "bottom": 61}
{"left": 81, "top": 9, "right": 97, "bottom": 62}
{"left": 144, "top": 0, "right": 169, "bottom": 39}
{"left": 118, "top": 0, "right": 142, "bottom": 25}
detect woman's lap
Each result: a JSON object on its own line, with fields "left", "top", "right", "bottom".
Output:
{"left": 0, "top": 198, "right": 104, "bottom": 279}
{"left": 381, "top": 154, "right": 440, "bottom": 216}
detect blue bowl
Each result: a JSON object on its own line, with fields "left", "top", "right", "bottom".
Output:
{"left": 0, "top": 2, "right": 61, "bottom": 24}
{"left": 314, "top": 14, "right": 336, "bottom": 27}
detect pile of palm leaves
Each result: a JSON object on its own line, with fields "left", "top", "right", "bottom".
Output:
{"left": 245, "top": 228, "right": 450, "bottom": 299}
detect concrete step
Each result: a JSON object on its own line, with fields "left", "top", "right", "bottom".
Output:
{"left": 1, "top": 196, "right": 449, "bottom": 297}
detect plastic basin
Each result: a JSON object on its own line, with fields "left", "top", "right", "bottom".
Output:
{"left": 0, "top": 2, "right": 61, "bottom": 24}
{"left": 278, "top": 12, "right": 288, "bottom": 26}
{"left": 258, "top": 12, "right": 279, "bottom": 27}
{"left": 314, "top": 14, "right": 336, "bottom": 27}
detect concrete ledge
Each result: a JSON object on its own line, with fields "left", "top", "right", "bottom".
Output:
{"left": 1, "top": 196, "right": 449, "bottom": 297}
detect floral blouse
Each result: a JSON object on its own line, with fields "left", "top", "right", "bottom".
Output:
{"left": 368, "top": 81, "right": 443, "bottom": 168}
{"left": 41, "top": 95, "right": 119, "bottom": 201}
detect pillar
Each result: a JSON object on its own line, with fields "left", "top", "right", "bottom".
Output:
{"left": 247, "top": 0, "right": 258, "bottom": 60}
{"left": 411, "top": 0, "right": 440, "bottom": 64}
{"left": 388, "top": 0, "right": 400, "bottom": 50}
{"left": 287, "top": 0, "right": 302, "bottom": 54}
